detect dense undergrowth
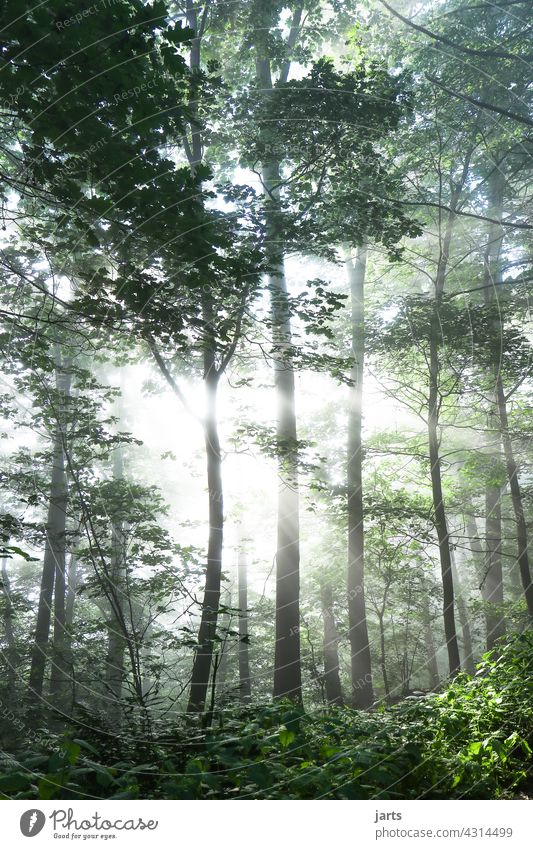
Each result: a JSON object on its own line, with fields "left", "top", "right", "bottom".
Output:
{"left": 1, "top": 633, "right": 531, "bottom": 800}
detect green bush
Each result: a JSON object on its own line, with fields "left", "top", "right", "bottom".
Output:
{"left": 1, "top": 633, "right": 531, "bottom": 800}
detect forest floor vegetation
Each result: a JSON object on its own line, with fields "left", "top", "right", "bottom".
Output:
{"left": 0, "top": 633, "right": 531, "bottom": 800}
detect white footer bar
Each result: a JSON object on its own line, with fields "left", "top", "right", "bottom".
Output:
{"left": 5, "top": 799, "right": 532, "bottom": 848}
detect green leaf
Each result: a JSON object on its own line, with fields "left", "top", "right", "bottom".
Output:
{"left": 0, "top": 772, "right": 31, "bottom": 792}
{"left": 278, "top": 727, "right": 296, "bottom": 748}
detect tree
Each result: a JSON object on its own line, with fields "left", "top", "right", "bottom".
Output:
{"left": 238, "top": 542, "right": 252, "bottom": 701}
{"left": 28, "top": 349, "right": 72, "bottom": 711}
{"left": 320, "top": 582, "right": 343, "bottom": 706}
{"left": 345, "top": 244, "right": 374, "bottom": 706}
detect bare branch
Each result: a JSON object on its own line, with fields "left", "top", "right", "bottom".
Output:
{"left": 376, "top": 0, "right": 528, "bottom": 60}
{"left": 426, "top": 74, "right": 533, "bottom": 129}
{"left": 145, "top": 333, "right": 201, "bottom": 422}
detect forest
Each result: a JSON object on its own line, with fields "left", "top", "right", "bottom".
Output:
{"left": 0, "top": 0, "right": 532, "bottom": 802}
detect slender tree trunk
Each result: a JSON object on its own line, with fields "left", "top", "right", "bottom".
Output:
{"left": 428, "top": 357, "right": 460, "bottom": 677}
{"left": 345, "top": 244, "right": 373, "bottom": 708}
{"left": 401, "top": 582, "right": 414, "bottom": 695}
{"left": 483, "top": 477, "right": 506, "bottom": 647}
{"left": 422, "top": 593, "right": 439, "bottom": 689}
{"left": 465, "top": 513, "right": 484, "bottom": 564}
{"left": 1, "top": 557, "right": 16, "bottom": 652}
{"left": 141, "top": 624, "right": 154, "bottom": 700}
{"left": 48, "top": 539, "right": 70, "bottom": 714}
{"left": 187, "top": 351, "right": 224, "bottom": 712}
{"left": 28, "top": 460, "right": 57, "bottom": 703}
{"left": 257, "top": 108, "right": 301, "bottom": 703}
{"left": 483, "top": 171, "right": 533, "bottom": 616}
{"left": 65, "top": 550, "right": 78, "bottom": 630}
{"left": 1, "top": 556, "right": 19, "bottom": 690}
{"left": 185, "top": 0, "right": 204, "bottom": 168}
{"left": 424, "top": 166, "right": 472, "bottom": 680}
{"left": 427, "top": 186, "right": 462, "bottom": 677}
{"left": 450, "top": 548, "right": 475, "bottom": 674}
{"left": 182, "top": 5, "right": 229, "bottom": 713}
{"left": 216, "top": 588, "right": 232, "bottom": 699}
{"left": 427, "top": 359, "right": 460, "bottom": 679}
{"left": 496, "top": 381, "right": 533, "bottom": 615}
{"left": 480, "top": 177, "right": 509, "bottom": 639}
{"left": 377, "top": 611, "right": 390, "bottom": 701}
{"left": 48, "top": 358, "right": 73, "bottom": 714}
{"left": 29, "top": 354, "right": 71, "bottom": 708}
{"left": 238, "top": 546, "right": 251, "bottom": 702}
{"left": 104, "top": 443, "right": 127, "bottom": 726}
{"left": 482, "top": 401, "right": 505, "bottom": 649}
{"left": 320, "top": 583, "right": 343, "bottom": 706}
{"left": 465, "top": 510, "right": 502, "bottom": 647}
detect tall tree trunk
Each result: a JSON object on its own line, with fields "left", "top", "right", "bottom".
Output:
{"left": 249, "top": 6, "right": 304, "bottom": 705}
{"left": 185, "top": 0, "right": 204, "bottom": 168}
{"left": 255, "top": 62, "right": 301, "bottom": 703}
{"left": 427, "top": 183, "right": 463, "bottom": 678}
{"left": 268, "top": 238, "right": 301, "bottom": 702}
{"left": 345, "top": 244, "right": 373, "bottom": 708}
{"left": 450, "top": 548, "right": 475, "bottom": 674}
{"left": 496, "top": 381, "right": 533, "bottom": 615}
{"left": 48, "top": 357, "right": 73, "bottom": 714}
{"left": 481, "top": 176, "right": 509, "bottom": 638}
{"left": 483, "top": 171, "right": 533, "bottom": 616}
{"left": 320, "top": 583, "right": 343, "bottom": 706}
{"left": 29, "top": 353, "right": 71, "bottom": 708}
{"left": 428, "top": 348, "right": 460, "bottom": 676}
{"left": 104, "top": 443, "right": 127, "bottom": 727}
{"left": 182, "top": 4, "right": 228, "bottom": 713}
{"left": 187, "top": 349, "right": 224, "bottom": 712}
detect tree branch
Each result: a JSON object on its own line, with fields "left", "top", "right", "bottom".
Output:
{"left": 145, "top": 333, "right": 201, "bottom": 422}
{"left": 449, "top": 275, "right": 533, "bottom": 298}
{"left": 369, "top": 193, "right": 533, "bottom": 231}
{"left": 426, "top": 75, "right": 533, "bottom": 129}
{"left": 376, "top": 0, "right": 527, "bottom": 60}
{"left": 278, "top": 6, "right": 304, "bottom": 86}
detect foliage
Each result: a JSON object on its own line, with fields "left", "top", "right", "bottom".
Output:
{"left": 0, "top": 634, "right": 531, "bottom": 800}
